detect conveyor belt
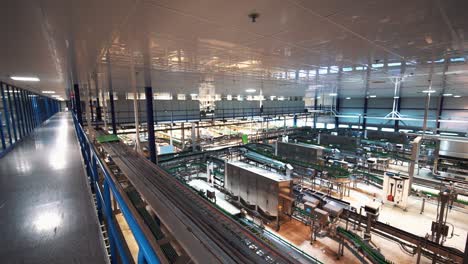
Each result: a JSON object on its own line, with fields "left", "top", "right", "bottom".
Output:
{"left": 101, "top": 140, "right": 299, "bottom": 264}
{"left": 344, "top": 210, "right": 464, "bottom": 263}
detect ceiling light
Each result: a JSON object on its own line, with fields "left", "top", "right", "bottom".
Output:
{"left": 453, "top": 95, "right": 461, "bottom": 98}
{"left": 394, "top": 96, "right": 400, "bottom": 99}
{"left": 42, "top": 91, "right": 55, "bottom": 94}
{"left": 245, "top": 89, "right": 256, "bottom": 93}
{"left": 11, "top": 76, "right": 40, "bottom": 82}
{"left": 316, "top": 96, "right": 321, "bottom": 99}
{"left": 345, "top": 97, "right": 351, "bottom": 100}
{"left": 329, "top": 93, "right": 338, "bottom": 96}
{"left": 369, "top": 95, "right": 377, "bottom": 98}
{"left": 422, "top": 90, "right": 436, "bottom": 93}
{"left": 442, "top": 93, "right": 453, "bottom": 97}
{"left": 51, "top": 94, "right": 60, "bottom": 97}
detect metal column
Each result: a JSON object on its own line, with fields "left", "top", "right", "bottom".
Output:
{"left": 394, "top": 61, "right": 406, "bottom": 131}
{"left": 106, "top": 53, "right": 117, "bottom": 134}
{"left": 74, "top": 84, "right": 83, "bottom": 126}
{"left": 145, "top": 87, "right": 157, "bottom": 164}
{"left": 362, "top": 65, "right": 371, "bottom": 134}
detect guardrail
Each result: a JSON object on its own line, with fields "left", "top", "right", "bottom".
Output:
{"left": 72, "top": 113, "right": 161, "bottom": 264}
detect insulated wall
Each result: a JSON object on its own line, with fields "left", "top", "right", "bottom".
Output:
{"left": 225, "top": 162, "right": 290, "bottom": 216}
{"left": 276, "top": 141, "right": 324, "bottom": 164}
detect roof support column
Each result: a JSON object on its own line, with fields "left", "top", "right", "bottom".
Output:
{"left": 436, "top": 57, "right": 450, "bottom": 134}
{"left": 74, "top": 83, "right": 83, "bottom": 126}
{"left": 394, "top": 61, "right": 406, "bottom": 131}
{"left": 129, "top": 40, "right": 141, "bottom": 153}
{"left": 334, "top": 67, "right": 342, "bottom": 128}
{"left": 362, "top": 65, "right": 371, "bottom": 135}
{"left": 145, "top": 87, "right": 156, "bottom": 164}
{"left": 106, "top": 53, "right": 117, "bottom": 134}
{"left": 313, "top": 69, "right": 319, "bottom": 129}
{"left": 142, "top": 32, "right": 157, "bottom": 163}
{"left": 422, "top": 61, "right": 435, "bottom": 134}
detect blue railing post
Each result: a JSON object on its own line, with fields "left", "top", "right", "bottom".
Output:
{"left": 138, "top": 249, "right": 148, "bottom": 264}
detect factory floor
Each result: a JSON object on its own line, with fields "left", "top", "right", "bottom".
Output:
{"left": 268, "top": 219, "right": 361, "bottom": 264}
{"left": 345, "top": 182, "right": 468, "bottom": 252}
{"left": 0, "top": 112, "right": 108, "bottom": 263}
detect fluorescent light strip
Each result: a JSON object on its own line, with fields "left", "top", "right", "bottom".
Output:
{"left": 245, "top": 89, "right": 256, "bottom": 93}
{"left": 11, "top": 76, "right": 40, "bottom": 82}
{"left": 42, "top": 90, "right": 55, "bottom": 94}
{"left": 422, "top": 90, "right": 436, "bottom": 93}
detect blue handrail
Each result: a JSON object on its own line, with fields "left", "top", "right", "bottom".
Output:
{"left": 72, "top": 113, "right": 161, "bottom": 264}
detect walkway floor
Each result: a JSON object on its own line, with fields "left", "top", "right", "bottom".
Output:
{"left": 0, "top": 112, "right": 108, "bottom": 263}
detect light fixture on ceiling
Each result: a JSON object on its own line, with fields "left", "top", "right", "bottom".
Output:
{"left": 369, "top": 95, "right": 377, "bottom": 98}
{"left": 42, "top": 90, "right": 55, "bottom": 94}
{"left": 422, "top": 90, "right": 436, "bottom": 94}
{"left": 442, "top": 93, "right": 453, "bottom": 97}
{"left": 453, "top": 95, "right": 461, "bottom": 98}
{"left": 11, "top": 76, "right": 40, "bottom": 82}
{"left": 245, "top": 89, "right": 256, "bottom": 93}
{"left": 329, "top": 93, "right": 338, "bottom": 96}
{"left": 316, "top": 96, "right": 321, "bottom": 99}
{"left": 345, "top": 97, "right": 351, "bottom": 100}
{"left": 51, "top": 94, "right": 61, "bottom": 98}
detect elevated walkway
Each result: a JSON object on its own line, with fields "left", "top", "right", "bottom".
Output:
{"left": 0, "top": 112, "right": 108, "bottom": 263}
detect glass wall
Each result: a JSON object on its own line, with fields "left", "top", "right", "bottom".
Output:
{"left": 0, "top": 82, "right": 60, "bottom": 157}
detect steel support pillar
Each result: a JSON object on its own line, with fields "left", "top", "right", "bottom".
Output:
{"left": 334, "top": 97, "right": 340, "bottom": 128}
{"left": 106, "top": 53, "right": 117, "bottom": 134}
{"left": 436, "top": 95, "right": 444, "bottom": 134}
{"left": 362, "top": 97, "right": 368, "bottom": 134}
{"left": 181, "top": 123, "right": 185, "bottom": 149}
{"left": 436, "top": 57, "right": 449, "bottom": 134}
{"left": 74, "top": 84, "right": 83, "bottom": 125}
{"left": 145, "top": 86, "right": 157, "bottom": 164}
{"left": 362, "top": 65, "right": 371, "bottom": 135}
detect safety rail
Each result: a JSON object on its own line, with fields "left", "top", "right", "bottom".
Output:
{"left": 72, "top": 113, "right": 161, "bottom": 264}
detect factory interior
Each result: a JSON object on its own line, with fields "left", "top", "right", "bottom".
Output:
{"left": 1, "top": 1, "right": 468, "bottom": 264}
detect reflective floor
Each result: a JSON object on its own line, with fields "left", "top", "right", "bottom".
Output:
{"left": 0, "top": 112, "right": 108, "bottom": 263}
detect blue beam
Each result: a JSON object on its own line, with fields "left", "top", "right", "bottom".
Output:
{"left": 74, "top": 84, "right": 83, "bottom": 125}
{"left": 145, "top": 86, "right": 157, "bottom": 164}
